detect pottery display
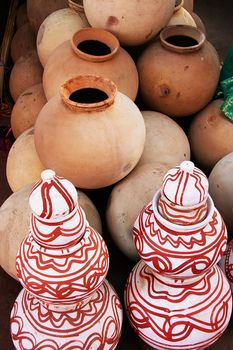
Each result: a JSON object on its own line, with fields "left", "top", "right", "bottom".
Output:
{"left": 138, "top": 111, "right": 190, "bottom": 167}
{"left": 83, "top": 0, "right": 176, "bottom": 46}
{"left": 11, "top": 170, "right": 122, "bottom": 349}
{"left": 43, "top": 28, "right": 138, "bottom": 101}
{"left": 125, "top": 161, "right": 232, "bottom": 349}
{"left": 137, "top": 25, "right": 220, "bottom": 117}
{"left": 9, "top": 50, "right": 43, "bottom": 102}
{"left": 10, "top": 23, "right": 36, "bottom": 62}
{"left": 35, "top": 75, "right": 145, "bottom": 189}
{"left": 37, "top": 7, "right": 89, "bottom": 67}
{"left": 167, "top": 0, "right": 196, "bottom": 27}
{"left": 208, "top": 152, "right": 233, "bottom": 235}
{"left": 189, "top": 99, "right": 233, "bottom": 170}
{"left": 11, "top": 83, "right": 46, "bottom": 138}
{"left": 219, "top": 240, "right": 233, "bottom": 293}
{"left": 16, "top": 3, "right": 28, "bottom": 29}
{"left": 6, "top": 128, "right": 45, "bottom": 192}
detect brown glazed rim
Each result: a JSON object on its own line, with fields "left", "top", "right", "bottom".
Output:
{"left": 160, "top": 25, "right": 206, "bottom": 53}
{"left": 68, "top": 0, "right": 85, "bottom": 13}
{"left": 174, "top": 0, "right": 184, "bottom": 11}
{"left": 71, "top": 28, "right": 120, "bottom": 62}
{"left": 60, "top": 75, "right": 117, "bottom": 112}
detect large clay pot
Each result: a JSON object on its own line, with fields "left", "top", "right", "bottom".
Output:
{"left": 16, "top": 3, "right": 28, "bottom": 29}
{"left": 37, "top": 8, "right": 89, "bottom": 67}
{"left": 138, "top": 25, "right": 220, "bottom": 117}
{"left": 188, "top": 99, "right": 233, "bottom": 170}
{"left": 208, "top": 152, "right": 233, "bottom": 234}
{"left": 27, "top": 0, "right": 68, "bottom": 33}
{"left": 11, "top": 83, "right": 46, "bottom": 138}
{"left": 167, "top": 0, "right": 196, "bottom": 27}
{"left": 83, "top": 0, "right": 176, "bottom": 46}
{"left": 35, "top": 75, "right": 146, "bottom": 189}
{"left": 6, "top": 128, "right": 45, "bottom": 192}
{"left": 9, "top": 50, "right": 43, "bottom": 102}
{"left": 138, "top": 111, "right": 190, "bottom": 167}
{"left": 106, "top": 162, "right": 172, "bottom": 260}
{"left": 43, "top": 28, "right": 138, "bottom": 101}
{"left": 11, "top": 23, "right": 36, "bottom": 62}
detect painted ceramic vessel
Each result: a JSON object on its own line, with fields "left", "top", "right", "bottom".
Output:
{"left": 219, "top": 240, "right": 233, "bottom": 293}
{"left": 11, "top": 170, "right": 123, "bottom": 349}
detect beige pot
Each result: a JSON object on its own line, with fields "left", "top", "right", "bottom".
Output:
{"left": 167, "top": 0, "right": 196, "bottom": 27}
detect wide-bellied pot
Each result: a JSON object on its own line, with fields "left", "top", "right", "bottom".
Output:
{"left": 43, "top": 28, "right": 138, "bottom": 101}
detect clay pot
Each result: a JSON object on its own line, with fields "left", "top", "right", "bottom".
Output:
{"left": 188, "top": 99, "right": 233, "bottom": 170}
{"left": 83, "top": 0, "right": 176, "bottom": 46}
{"left": 16, "top": 3, "right": 28, "bottom": 29}
{"left": 9, "top": 50, "right": 43, "bottom": 102}
{"left": 208, "top": 152, "right": 233, "bottom": 235}
{"left": 11, "top": 23, "right": 36, "bottom": 62}
{"left": 192, "top": 12, "right": 207, "bottom": 35}
{"left": 43, "top": 28, "right": 138, "bottom": 101}
{"left": 183, "top": 0, "right": 194, "bottom": 13}
{"left": 11, "top": 83, "right": 46, "bottom": 138}
{"left": 137, "top": 25, "right": 220, "bottom": 117}
{"left": 6, "top": 128, "right": 45, "bottom": 192}
{"left": 138, "top": 111, "right": 190, "bottom": 167}
{"left": 0, "top": 183, "right": 102, "bottom": 280}
{"left": 27, "top": 0, "right": 68, "bottom": 33}
{"left": 37, "top": 8, "right": 89, "bottom": 67}
{"left": 106, "top": 162, "right": 172, "bottom": 261}
{"left": 167, "top": 0, "right": 196, "bottom": 27}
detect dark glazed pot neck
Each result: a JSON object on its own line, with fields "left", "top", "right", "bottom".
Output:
{"left": 160, "top": 25, "right": 206, "bottom": 54}
{"left": 71, "top": 28, "right": 120, "bottom": 62}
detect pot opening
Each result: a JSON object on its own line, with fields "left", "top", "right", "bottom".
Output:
{"left": 69, "top": 88, "right": 109, "bottom": 104}
{"left": 77, "top": 40, "right": 112, "bottom": 56}
{"left": 166, "top": 35, "right": 198, "bottom": 47}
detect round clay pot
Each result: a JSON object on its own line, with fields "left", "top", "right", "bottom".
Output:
{"left": 35, "top": 75, "right": 145, "bottom": 189}
{"left": 183, "top": 0, "right": 194, "bottom": 13}
{"left": 208, "top": 152, "right": 233, "bottom": 235}
{"left": 37, "top": 8, "right": 89, "bottom": 67}
{"left": 43, "top": 28, "right": 138, "bottom": 101}
{"left": 6, "top": 128, "right": 45, "bottom": 192}
{"left": 106, "top": 162, "right": 172, "bottom": 261}
{"left": 16, "top": 3, "right": 28, "bottom": 29}
{"left": 0, "top": 183, "right": 102, "bottom": 280}
{"left": 11, "top": 83, "right": 47, "bottom": 138}
{"left": 167, "top": 0, "right": 196, "bottom": 27}
{"left": 188, "top": 99, "right": 233, "bottom": 170}
{"left": 192, "top": 12, "right": 207, "bottom": 35}
{"left": 138, "top": 111, "right": 190, "bottom": 167}
{"left": 9, "top": 50, "right": 43, "bottom": 102}
{"left": 27, "top": 0, "right": 68, "bottom": 33}
{"left": 83, "top": 0, "right": 176, "bottom": 46}
{"left": 137, "top": 25, "right": 220, "bottom": 117}
{"left": 11, "top": 23, "right": 36, "bottom": 62}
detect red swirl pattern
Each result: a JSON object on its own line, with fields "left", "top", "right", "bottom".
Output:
{"left": 11, "top": 280, "right": 123, "bottom": 350}
{"left": 133, "top": 202, "right": 227, "bottom": 278}
{"left": 125, "top": 261, "right": 232, "bottom": 350}
{"left": 16, "top": 226, "right": 109, "bottom": 304}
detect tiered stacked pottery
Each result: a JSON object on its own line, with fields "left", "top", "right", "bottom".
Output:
{"left": 125, "top": 161, "right": 232, "bottom": 349}
{"left": 10, "top": 169, "right": 123, "bottom": 349}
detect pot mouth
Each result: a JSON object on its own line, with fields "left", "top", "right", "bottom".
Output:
{"left": 160, "top": 25, "right": 205, "bottom": 53}
{"left": 60, "top": 75, "right": 117, "bottom": 112}
{"left": 68, "top": 0, "right": 84, "bottom": 13}
{"left": 174, "top": 0, "right": 184, "bottom": 11}
{"left": 71, "top": 28, "right": 119, "bottom": 62}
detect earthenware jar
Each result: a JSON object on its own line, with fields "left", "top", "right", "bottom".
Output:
{"left": 35, "top": 75, "right": 145, "bottom": 189}
{"left": 137, "top": 25, "right": 220, "bottom": 117}
{"left": 11, "top": 170, "right": 123, "bottom": 349}
{"left": 83, "top": 0, "right": 176, "bottom": 46}
{"left": 43, "top": 27, "right": 139, "bottom": 101}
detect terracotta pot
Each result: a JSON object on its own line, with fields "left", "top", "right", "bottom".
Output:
{"left": 137, "top": 25, "right": 220, "bottom": 117}
{"left": 43, "top": 28, "right": 138, "bottom": 101}
{"left": 37, "top": 8, "right": 89, "bottom": 67}
{"left": 35, "top": 75, "right": 145, "bottom": 189}
{"left": 167, "top": 0, "right": 196, "bottom": 27}
{"left": 106, "top": 162, "right": 172, "bottom": 261}
{"left": 27, "top": 0, "right": 68, "bottom": 33}
{"left": 11, "top": 83, "right": 46, "bottom": 138}
{"left": 138, "top": 111, "right": 190, "bottom": 167}
{"left": 11, "top": 23, "right": 36, "bottom": 62}
{"left": 83, "top": 0, "right": 176, "bottom": 46}
{"left": 183, "top": 0, "right": 194, "bottom": 13}
{"left": 6, "top": 128, "right": 45, "bottom": 192}
{"left": 189, "top": 99, "right": 233, "bottom": 170}
{"left": 16, "top": 3, "right": 28, "bottom": 29}
{"left": 208, "top": 152, "right": 233, "bottom": 235}
{"left": 9, "top": 50, "right": 43, "bottom": 102}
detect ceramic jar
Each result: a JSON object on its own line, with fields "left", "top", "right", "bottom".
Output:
{"left": 11, "top": 170, "right": 123, "bottom": 349}
{"left": 137, "top": 25, "right": 220, "bottom": 117}
{"left": 43, "top": 28, "right": 138, "bottom": 101}
{"left": 83, "top": 0, "right": 176, "bottom": 46}
{"left": 35, "top": 75, "right": 145, "bottom": 189}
